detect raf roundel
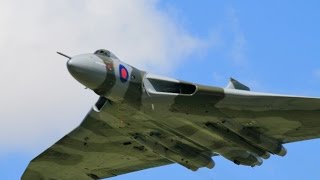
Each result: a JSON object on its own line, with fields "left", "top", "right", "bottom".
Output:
{"left": 119, "top": 64, "right": 129, "bottom": 82}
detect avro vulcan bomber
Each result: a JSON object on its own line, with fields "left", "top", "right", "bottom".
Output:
{"left": 23, "top": 49, "right": 320, "bottom": 179}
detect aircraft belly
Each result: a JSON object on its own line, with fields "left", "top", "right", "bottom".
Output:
{"left": 139, "top": 89, "right": 272, "bottom": 167}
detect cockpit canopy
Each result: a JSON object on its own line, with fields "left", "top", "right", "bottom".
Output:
{"left": 94, "top": 49, "right": 118, "bottom": 59}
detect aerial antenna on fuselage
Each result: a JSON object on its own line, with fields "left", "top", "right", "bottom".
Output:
{"left": 57, "top": 52, "right": 71, "bottom": 59}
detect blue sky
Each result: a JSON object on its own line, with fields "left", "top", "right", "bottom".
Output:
{"left": 1, "top": 0, "right": 320, "bottom": 179}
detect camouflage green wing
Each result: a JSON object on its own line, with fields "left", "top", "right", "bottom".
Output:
{"left": 217, "top": 90, "right": 320, "bottom": 143}
{"left": 22, "top": 109, "right": 171, "bottom": 180}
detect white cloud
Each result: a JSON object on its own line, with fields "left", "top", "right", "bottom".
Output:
{"left": 0, "top": 0, "right": 205, "bottom": 152}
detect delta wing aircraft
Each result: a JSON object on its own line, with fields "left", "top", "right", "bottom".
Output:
{"left": 23, "top": 49, "right": 320, "bottom": 179}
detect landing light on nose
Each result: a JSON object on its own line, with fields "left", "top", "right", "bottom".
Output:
{"left": 67, "top": 54, "right": 107, "bottom": 89}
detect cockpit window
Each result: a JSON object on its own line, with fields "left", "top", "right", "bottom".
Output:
{"left": 94, "top": 49, "right": 118, "bottom": 59}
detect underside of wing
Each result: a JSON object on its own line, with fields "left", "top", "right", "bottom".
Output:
{"left": 22, "top": 110, "right": 171, "bottom": 180}
{"left": 217, "top": 89, "right": 320, "bottom": 144}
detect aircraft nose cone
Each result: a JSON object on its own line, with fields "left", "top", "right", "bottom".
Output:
{"left": 67, "top": 54, "right": 106, "bottom": 89}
